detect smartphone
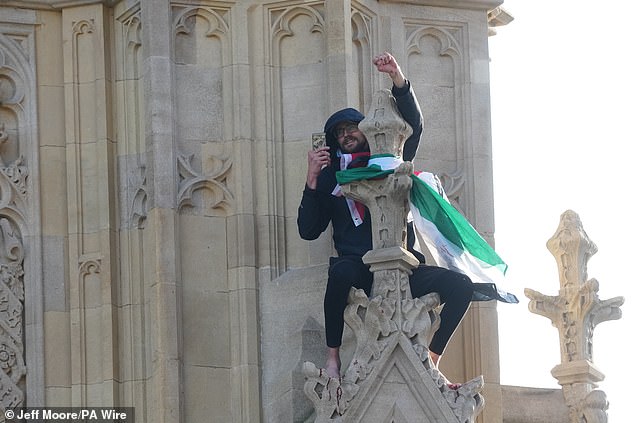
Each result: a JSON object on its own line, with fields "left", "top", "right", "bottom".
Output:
{"left": 311, "top": 132, "right": 326, "bottom": 150}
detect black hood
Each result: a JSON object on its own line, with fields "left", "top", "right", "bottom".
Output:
{"left": 323, "top": 108, "right": 365, "bottom": 158}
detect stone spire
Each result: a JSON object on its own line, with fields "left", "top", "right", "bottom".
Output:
{"left": 525, "top": 210, "right": 624, "bottom": 422}
{"left": 303, "top": 90, "right": 484, "bottom": 423}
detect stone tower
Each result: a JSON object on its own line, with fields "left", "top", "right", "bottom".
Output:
{"left": 0, "top": 1, "right": 509, "bottom": 422}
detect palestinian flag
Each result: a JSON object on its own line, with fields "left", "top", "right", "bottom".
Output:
{"left": 336, "top": 154, "right": 517, "bottom": 303}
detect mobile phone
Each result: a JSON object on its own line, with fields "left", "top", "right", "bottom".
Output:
{"left": 311, "top": 132, "right": 326, "bottom": 150}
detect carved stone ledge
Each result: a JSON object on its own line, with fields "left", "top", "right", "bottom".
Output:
{"left": 551, "top": 360, "right": 604, "bottom": 387}
{"left": 378, "top": 0, "right": 503, "bottom": 12}
{"left": 362, "top": 246, "right": 418, "bottom": 274}
{"left": 0, "top": 0, "right": 121, "bottom": 10}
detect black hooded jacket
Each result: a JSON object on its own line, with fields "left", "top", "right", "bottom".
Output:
{"left": 297, "top": 81, "right": 423, "bottom": 257}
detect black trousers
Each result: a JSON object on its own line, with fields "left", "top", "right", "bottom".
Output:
{"left": 325, "top": 256, "right": 474, "bottom": 355}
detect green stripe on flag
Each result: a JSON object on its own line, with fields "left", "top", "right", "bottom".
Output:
{"left": 410, "top": 177, "right": 507, "bottom": 271}
{"left": 336, "top": 165, "right": 394, "bottom": 184}
{"left": 336, "top": 166, "right": 507, "bottom": 272}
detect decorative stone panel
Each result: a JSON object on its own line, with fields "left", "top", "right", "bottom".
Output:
{"left": 62, "top": 4, "right": 117, "bottom": 405}
{"left": 405, "top": 21, "right": 467, "bottom": 211}
{"left": 0, "top": 6, "right": 43, "bottom": 409}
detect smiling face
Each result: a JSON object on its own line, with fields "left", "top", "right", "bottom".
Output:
{"left": 334, "top": 121, "right": 369, "bottom": 154}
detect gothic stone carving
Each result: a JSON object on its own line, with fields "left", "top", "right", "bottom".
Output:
{"left": 177, "top": 153, "right": 233, "bottom": 214}
{"left": 0, "top": 217, "right": 25, "bottom": 409}
{"left": 525, "top": 210, "right": 624, "bottom": 423}
{"left": 0, "top": 21, "right": 33, "bottom": 409}
{"left": 303, "top": 90, "right": 483, "bottom": 423}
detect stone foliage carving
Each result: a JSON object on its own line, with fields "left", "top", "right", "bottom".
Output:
{"left": 0, "top": 121, "right": 26, "bottom": 413}
{"left": 0, "top": 18, "right": 34, "bottom": 409}
{"left": 525, "top": 210, "right": 624, "bottom": 423}
{"left": 304, "top": 233, "right": 483, "bottom": 422}
{"left": 0, "top": 128, "right": 27, "bottom": 218}
{"left": 0, "top": 217, "right": 25, "bottom": 409}
{"left": 0, "top": 40, "right": 29, "bottom": 221}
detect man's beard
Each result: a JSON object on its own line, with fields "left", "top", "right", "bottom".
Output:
{"left": 340, "top": 136, "right": 369, "bottom": 154}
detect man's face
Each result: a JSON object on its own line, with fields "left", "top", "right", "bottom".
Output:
{"left": 334, "top": 122, "right": 368, "bottom": 154}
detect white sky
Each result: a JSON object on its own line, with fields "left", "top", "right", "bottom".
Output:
{"left": 489, "top": 1, "right": 634, "bottom": 421}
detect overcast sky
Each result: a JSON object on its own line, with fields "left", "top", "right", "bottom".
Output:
{"left": 489, "top": 1, "right": 633, "bottom": 421}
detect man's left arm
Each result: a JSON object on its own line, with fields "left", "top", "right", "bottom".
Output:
{"left": 392, "top": 81, "right": 423, "bottom": 162}
{"left": 373, "top": 52, "right": 424, "bottom": 162}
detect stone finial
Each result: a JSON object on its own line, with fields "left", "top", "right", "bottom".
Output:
{"left": 526, "top": 210, "right": 623, "bottom": 365}
{"left": 342, "top": 165, "right": 414, "bottom": 254}
{"left": 525, "top": 210, "right": 624, "bottom": 422}
{"left": 546, "top": 210, "right": 598, "bottom": 291}
{"left": 358, "top": 89, "right": 412, "bottom": 157}
{"left": 342, "top": 89, "right": 416, "bottom": 256}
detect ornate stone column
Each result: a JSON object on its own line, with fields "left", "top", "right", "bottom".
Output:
{"left": 303, "top": 90, "right": 484, "bottom": 423}
{"left": 525, "top": 210, "right": 624, "bottom": 422}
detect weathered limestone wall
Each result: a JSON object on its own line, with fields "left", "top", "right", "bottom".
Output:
{"left": 501, "top": 386, "right": 568, "bottom": 423}
{"left": 0, "top": 0, "right": 505, "bottom": 422}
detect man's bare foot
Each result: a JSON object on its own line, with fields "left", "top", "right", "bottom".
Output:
{"left": 430, "top": 351, "right": 461, "bottom": 389}
{"left": 325, "top": 347, "right": 341, "bottom": 378}
{"left": 325, "top": 360, "right": 340, "bottom": 379}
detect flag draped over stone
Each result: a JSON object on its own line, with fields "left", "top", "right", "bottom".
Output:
{"left": 336, "top": 154, "right": 517, "bottom": 303}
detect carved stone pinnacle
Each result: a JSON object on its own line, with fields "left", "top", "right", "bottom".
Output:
{"left": 525, "top": 210, "right": 624, "bottom": 423}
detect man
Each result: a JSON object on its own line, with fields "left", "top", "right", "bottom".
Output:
{"left": 297, "top": 52, "right": 474, "bottom": 383}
